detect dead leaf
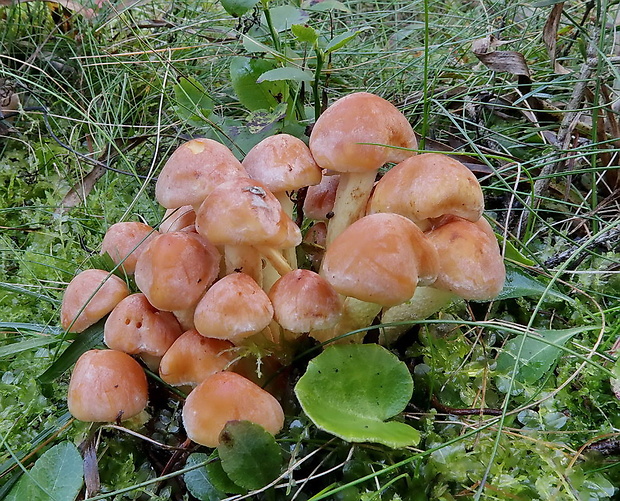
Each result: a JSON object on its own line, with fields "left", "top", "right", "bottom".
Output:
{"left": 542, "top": 2, "right": 570, "bottom": 74}
{"left": 0, "top": 0, "right": 96, "bottom": 19}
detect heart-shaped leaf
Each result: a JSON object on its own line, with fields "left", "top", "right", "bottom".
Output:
{"left": 295, "top": 344, "right": 419, "bottom": 448}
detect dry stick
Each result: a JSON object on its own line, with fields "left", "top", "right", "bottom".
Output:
{"left": 518, "top": 32, "right": 600, "bottom": 237}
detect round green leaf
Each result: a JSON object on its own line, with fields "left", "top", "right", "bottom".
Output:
{"left": 6, "top": 441, "right": 83, "bottom": 501}
{"left": 295, "top": 344, "right": 419, "bottom": 448}
{"left": 217, "top": 421, "right": 284, "bottom": 490}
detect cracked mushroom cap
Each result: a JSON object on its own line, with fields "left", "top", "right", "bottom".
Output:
{"left": 61, "top": 269, "right": 130, "bottom": 333}
{"left": 195, "top": 177, "right": 301, "bottom": 248}
{"left": 101, "top": 222, "right": 159, "bottom": 275}
{"left": 309, "top": 92, "right": 417, "bottom": 173}
{"left": 155, "top": 138, "right": 247, "bottom": 210}
{"left": 182, "top": 371, "right": 284, "bottom": 448}
{"left": 242, "top": 134, "right": 322, "bottom": 193}
{"left": 368, "top": 153, "right": 485, "bottom": 231}
{"left": 104, "top": 293, "right": 183, "bottom": 359}
{"left": 321, "top": 213, "right": 439, "bottom": 306}
{"left": 269, "top": 269, "right": 343, "bottom": 333}
{"left": 193, "top": 273, "right": 274, "bottom": 343}
{"left": 68, "top": 349, "right": 148, "bottom": 422}
{"left": 159, "top": 329, "right": 236, "bottom": 387}
{"left": 426, "top": 216, "right": 505, "bottom": 300}
{"left": 134, "top": 232, "right": 220, "bottom": 312}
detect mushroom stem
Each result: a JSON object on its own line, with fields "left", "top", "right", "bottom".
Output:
{"left": 275, "top": 193, "right": 298, "bottom": 269}
{"left": 324, "top": 171, "right": 377, "bottom": 248}
{"left": 379, "top": 287, "right": 455, "bottom": 344}
{"left": 256, "top": 246, "right": 293, "bottom": 277}
{"left": 311, "top": 297, "right": 381, "bottom": 345}
{"left": 224, "top": 245, "right": 263, "bottom": 285}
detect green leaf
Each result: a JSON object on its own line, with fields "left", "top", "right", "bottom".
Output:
{"left": 264, "top": 5, "right": 309, "bottom": 32}
{"left": 218, "top": 421, "right": 284, "bottom": 490}
{"left": 205, "top": 458, "right": 246, "bottom": 495}
{"left": 291, "top": 24, "right": 319, "bottom": 44}
{"left": 495, "top": 325, "right": 600, "bottom": 385}
{"left": 302, "top": 0, "right": 350, "bottom": 12}
{"left": 173, "top": 77, "right": 214, "bottom": 127}
{"left": 500, "top": 237, "right": 535, "bottom": 266}
{"left": 295, "top": 344, "right": 419, "bottom": 448}
{"left": 220, "top": 0, "right": 260, "bottom": 17}
{"left": 6, "top": 442, "right": 83, "bottom": 501}
{"left": 229, "top": 57, "right": 286, "bottom": 111}
{"left": 38, "top": 320, "right": 104, "bottom": 384}
{"left": 325, "top": 29, "right": 365, "bottom": 54}
{"left": 0, "top": 282, "right": 60, "bottom": 305}
{"left": 184, "top": 453, "right": 227, "bottom": 501}
{"left": 495, "top": 266, "right": 573, "bottom": 303}
{"left": 257, "top": 67, "right": 313, "bottom": 83}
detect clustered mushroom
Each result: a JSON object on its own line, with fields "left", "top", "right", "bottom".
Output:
{"left": 60, "top": 91, "right": 505, "bottom": 449}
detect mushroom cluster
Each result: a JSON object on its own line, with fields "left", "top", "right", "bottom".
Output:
{"left": 60, "top": 91, "right": 505, "bottom": 447}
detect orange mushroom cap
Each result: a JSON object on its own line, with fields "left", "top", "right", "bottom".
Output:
{"left": 368, "top": 153, "right": 484, "bottom": 231}
{"left": 159, "top": 330, "right": 236, "bottom": 387}
{"left": 321, "top": 213, "right": 439, "bottom": 306}
{"left": 193, "top": 273, "right": 274, "bottom": 343}
{"left": 68, "top": 349, "right": 148, "bottom": 422}
{"left": 60, "top": 269, "right": 130, "bottom": 333}
{"left": 242, "top": 134, "right": 322, "bottom": 193}
{"left": 155, "top": 138, "right": 247, "bottom": 210}
{"left": 134, "top": 232, "right": 220, "bottom": 311}
{"left": 104, "top": 293, "right": 183, "bottom": 357}
{"left": 269, "top": 269, "right": 343, "bottom": 333}
{"left": 182, "top": 371, "right": 284, "bottom": 447}
{"left": 309, "top": 92, "right": 417, "bottom": 173}
{"left": 426, "top": 217, "right": 505, "bottom": 300}
{"left": 101, "top": 222, "right": 159, "bottom": 275}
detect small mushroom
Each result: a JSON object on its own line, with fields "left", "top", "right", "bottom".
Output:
{"left": 104, "top": 293, "right": 183, "bottom": 370}
{"left": 159, "top": 329, "right": 236, "bottom": 387}
{"left": 182, "top": 371, "right": 284, "bottom": 448}
{"left": 155, "top": 138, "right": 247, "bottom": 211}
{"left": 367, "top": 153, "right": 484, "bottom": 230}
{"left": 269, "top": 269, "right": 342, "bottom": 337}
{"left": 193, "top": 273, "right": 274, "bottom": 344}
{"left": 61, "top": 269, "right": 130, "bottom": 333}
{"left": 101, "top": 222, "right": 159, "bottom": 275}
{"left": 309, "top": 92, "right": 417, "bottom": 246}
{"left": 380, "top": 216, "right": 506, "bottom": 343}
{"left": 195, "top": 177, "right": 301, "bottom": 283}
{"left": 67, "top": 349, "right": 148, "bottom": 422}
{"left": 134, "top": 231, "right": 220, "bottom": 312}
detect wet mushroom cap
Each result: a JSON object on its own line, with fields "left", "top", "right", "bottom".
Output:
{"left": 104, "top": 293, "right": 183, "bottom": 357}
{"left": 242, "top": 134, "right": 322, "bottom": 193}
{"left": 321, "top": 213, "right": 438, "bottom": 306}
{"left": 182, "top": 371, "right": 284, "bottom": 448}
{"left": 67, "top": 349, "right": 148, "bottom": 422}
{"left": 309, "top": 92, "right": 417, "bottom": 173}
{"left": 155, "top": 138, "right": 247, "bottom": 210}
{"left": 159, "top": 330, "right": 236, "bottom": 387}
{"left": 60, "top": 269, "right": 130, "bottom": 333}
{"left": 269, "top": 269, "right": 343, "bottom": 333}
{"left": 193, "top": 273, "right": 274, "bottom": 343}
{"left": 134, "top": 232, "right": 220, "bottom": 312}
{"left": 368, "top": 153, "right": 484, "bottom": 231}
{"left": 426, "top": 217, "right": 505, "bottom": 300}
{"left": 195, "top": 177, "right": 300, "bottom": 248}
{"left": 101, "top": 222, "right": 159, "bottom": 275}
